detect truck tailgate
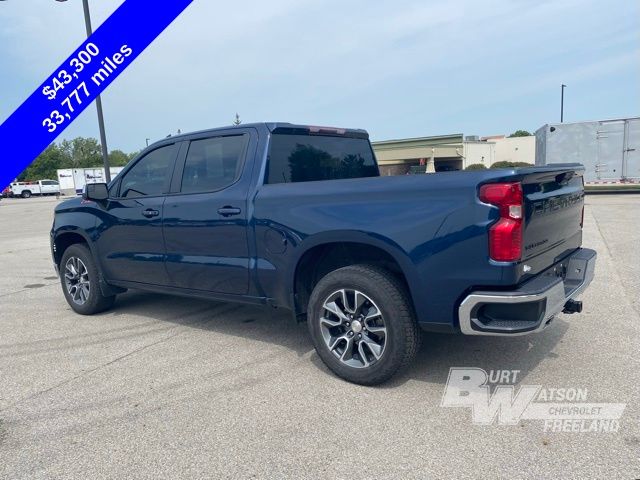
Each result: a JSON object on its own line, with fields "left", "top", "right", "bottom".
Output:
{"left": 521, "top": 165, "right": 584, "bottom": 273}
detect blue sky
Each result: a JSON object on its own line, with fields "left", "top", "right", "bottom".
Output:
{"left": 1, "top": 0, "right": 638, "bottom": 153}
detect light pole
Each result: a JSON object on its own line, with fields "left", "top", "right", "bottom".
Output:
{"left": 56, "top": 0, "right": 111, "bottom": 182}
{"left": 560, "top": 84, "right": 567, "bottom": 123}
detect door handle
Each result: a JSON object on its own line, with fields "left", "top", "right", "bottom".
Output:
{"left": 142, "top": 208, "right": 159, "bottom": 218}
{"left": 217, "top": 206, "right": 241, "bottom": 217}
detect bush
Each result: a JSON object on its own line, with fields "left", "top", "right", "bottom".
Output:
{"left": 465, "top": 163, "right": 487, "bottom": 170}
{"left": 490, "top": 161, "right": 533, "bottom": 169}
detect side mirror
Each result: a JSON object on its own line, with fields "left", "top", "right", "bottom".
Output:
{"left": 83, "top": 182, "right": 109, "bottom": 201}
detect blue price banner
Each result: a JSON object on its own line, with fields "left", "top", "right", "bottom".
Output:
{"left": 0, "top": 0, "right": 193, "bottom": 188}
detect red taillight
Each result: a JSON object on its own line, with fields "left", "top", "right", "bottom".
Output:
{"left": 479, "top": 182, "right": 523, "bottom": 262}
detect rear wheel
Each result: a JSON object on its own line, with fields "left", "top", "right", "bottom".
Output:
{"left": 60, "top": 244, "right": 115, "bottom": 315}
{"left": 21, "top": 190, "right": 31, "bottom": 198}
{"left": 307, "top": 264, "right": 420, "bottom": 385}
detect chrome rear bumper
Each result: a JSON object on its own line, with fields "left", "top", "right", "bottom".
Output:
{"left": 458, "top": 248, "right": 596, "bottom": 336}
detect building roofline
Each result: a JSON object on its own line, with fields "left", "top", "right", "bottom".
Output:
{"left": 372, "top": 133, "right": 463, "bottom": 146}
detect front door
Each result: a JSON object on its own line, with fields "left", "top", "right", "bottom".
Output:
{"left": 96, "top": 143, "right": 178, "bottom": 285}
{"left": 163, "top": 131, "right": 253, "bottom": 294}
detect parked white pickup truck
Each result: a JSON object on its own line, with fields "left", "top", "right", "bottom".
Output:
{"left": 10, "top": 180, "right": 60, "bottom": 198}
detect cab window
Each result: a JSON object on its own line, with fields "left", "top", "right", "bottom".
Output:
{"left": 180, "top": 135, "right": 248, "bottom": 194}
{"left": 266, "top": 134, "right": 378, "bottom": 184}
{"left": 119, "top": 144, "right": 176, "bottom": 198}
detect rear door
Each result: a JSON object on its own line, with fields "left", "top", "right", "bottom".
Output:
{"left": 163, "top": 129, "right": 256, "bottom": 294}
{"left": 40, "top": 180, "right": 59, "bottom": 194}
{"left": 96, "top": 143, "right": 178, "bottom": 285}
{"left": 596, "top": 121, "right": 625, "bottom": 181}
{"left": 623, "top": 118, "right": 640, "bottom": 182}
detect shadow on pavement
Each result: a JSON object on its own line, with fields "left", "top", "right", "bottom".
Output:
{"left": 102, "top": 290, "right": 569, "bottom": 389}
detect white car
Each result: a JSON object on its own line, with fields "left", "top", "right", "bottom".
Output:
{"left": 10, "top": 180, "right": 60, "bottom": 198}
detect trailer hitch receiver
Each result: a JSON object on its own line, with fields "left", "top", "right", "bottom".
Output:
{"left": 563, "top": 299, "right": 583, "bottom": 314}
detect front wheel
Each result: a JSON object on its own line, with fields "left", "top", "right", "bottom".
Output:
{"left": 60, "top": 244, "right": 115, "bottom": 315}
{"left": 307, "top": 264, "right": 420, "bottom": 385}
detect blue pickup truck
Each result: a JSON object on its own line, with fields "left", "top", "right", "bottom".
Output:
{"left": 51, "top": 123, "right": 596, "bottom": 384}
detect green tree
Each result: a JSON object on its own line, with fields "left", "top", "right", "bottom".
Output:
{"left": 508, "top": 130, "right": 532, "bottom": 137}
{"left": 108, "top": 149, "right": 131, "bottom": 167}
{"left": 18, "top": 144, "right": 70, "bottom": 181}
{"left": 16, "top": 137, "right": 139, "bottom": 181}
{"left": 59, "top": 137, "right": 102, "bottom": 168}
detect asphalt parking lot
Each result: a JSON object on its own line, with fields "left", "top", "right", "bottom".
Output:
{"left": 0, "top": 194, "right": 638, "bottom": 479}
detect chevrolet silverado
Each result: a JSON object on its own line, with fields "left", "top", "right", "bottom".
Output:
{"left": 50, "top": 123, "right": 596, "bottom": 384}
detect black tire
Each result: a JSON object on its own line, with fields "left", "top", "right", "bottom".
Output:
{"left": 21, "top": 190, "right": 31, "bottom": 198}
{"left": 60, "top": 244, "right": 116, "bottom": 315}
{"left": 307, "top": 264, "right": 420, "bottom": 385}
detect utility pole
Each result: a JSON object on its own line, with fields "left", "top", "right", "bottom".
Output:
{"left": 560, "top": 84, "right": 567, "bottom": 123}
{"left": 55, "top": 0, "right": 111, "bottom": 181}
{"left": 81, "top": 0, "right": 111, "bottom": 182}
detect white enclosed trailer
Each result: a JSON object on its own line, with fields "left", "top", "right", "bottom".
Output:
{"left": 57, "top": 166, "right": 125, "bottom": 195}
{"left": 535, "top": 117, "right": 640, "bottom": 184}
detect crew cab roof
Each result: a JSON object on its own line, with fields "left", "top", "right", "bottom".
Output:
{"left": 150, "top": 122, "right": 369, "bottom": 148}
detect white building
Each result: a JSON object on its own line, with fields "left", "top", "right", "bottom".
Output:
{"left": 372, "top": 133, "right": 535, "bottom": 174}
{"left": 482, "top": 135, "right": 536, "bottom": 165}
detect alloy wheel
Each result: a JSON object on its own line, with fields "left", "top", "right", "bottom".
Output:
{"left": 64, "top": 256, "right": 90, "bottom": 305}
{"left": 319, "top": 289, "right": 387, "bottom": 368}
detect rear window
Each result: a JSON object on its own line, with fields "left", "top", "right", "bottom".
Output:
{"left": 180, "top": 135, "right": 248, "bottom": 194}
{"left": 266, "top": 134, "right": 378, "bottom": 184}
